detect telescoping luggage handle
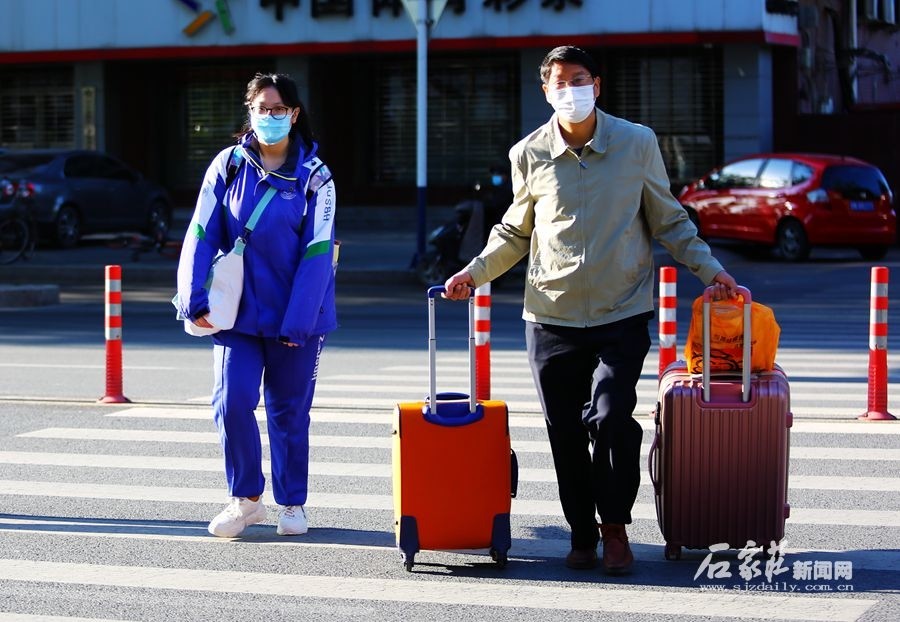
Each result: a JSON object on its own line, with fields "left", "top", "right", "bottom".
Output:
{"left": 426, "top": 285, "right": 478, "bottom": 424}
{"left": 703, "top": 285, "right": 752, "bottom": 403}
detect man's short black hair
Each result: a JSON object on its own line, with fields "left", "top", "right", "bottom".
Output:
{"left": 539, "top": 46, "right": 599, "bottom": 83}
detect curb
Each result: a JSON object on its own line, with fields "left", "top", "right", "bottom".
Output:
{"left": 0, "top": 264, "right": 418, "bottom": 306}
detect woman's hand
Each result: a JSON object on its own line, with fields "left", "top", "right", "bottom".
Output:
{"left": 193, "top": 315, "right": 213, "bottom": 329}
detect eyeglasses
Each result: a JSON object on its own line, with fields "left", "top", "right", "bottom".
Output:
{"left": 549, "top": 75, "right": 595, "bottom": 90}
{"left": 248, "top": 104, "right": 293, "bottom": 120}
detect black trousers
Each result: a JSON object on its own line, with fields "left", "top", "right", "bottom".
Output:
{"left": 525, "top": 313, "right": 651, "bottom": 550}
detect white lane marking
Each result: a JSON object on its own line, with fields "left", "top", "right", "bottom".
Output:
{"left": 12, "top": 428, "right": 548, "bottom": 452}
{"left": 0, "top": 559, "right": 877, "bottom": 621}
{"left": 2, "top": 480, "right": 897, "bottom": 527}
{"left": 2, "top": 518, "right": 897, "bottom": 573}
{"left": 3, "top": 452, "right": 898, "bottom": 492}
{"left": 0, "top": 614, "right": 125, "bottom": 622}
{"left": 106, "top": 406, "right": 900, "bottom": 435}
{"left": 0, "top": 363, "right": 178, "bottom": 371}
{"left": 17, "top": 428, "right": 900, "bottom": 461}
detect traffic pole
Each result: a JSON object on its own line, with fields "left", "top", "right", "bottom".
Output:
{"left": 859, "top": 266, "right": 894, "bottom": 421}
{"left": 99, "top": 265, "right": 131, "bottom": 404}
{"left": 474, "top": 282, "right": 491, "bottom": 401}
{"left": 658, "top": 266, "right": 678, "bottom": 378}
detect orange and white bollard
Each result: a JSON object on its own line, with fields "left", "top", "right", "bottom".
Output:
{"left": 474, "top": 283, "right": 491, "bottom": 401}
{"left": 859, "top": 266, "right": 894, "bottom": 421}
{"left": 99, "top": 265, "right": 131, "bottom": 404}
{"left": 658, "top": 266, "right": 678, "bottom": 378}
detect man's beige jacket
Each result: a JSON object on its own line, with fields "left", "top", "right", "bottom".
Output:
{"left": 464, "top": 108, "right": 724, "bottom": 327}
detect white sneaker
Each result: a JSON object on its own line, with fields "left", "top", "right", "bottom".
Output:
{"left": 207, "top": 496, "right": 267, "bottom": 538}
{"left": 276, "top": 505, "right": 308, "bottom": 535}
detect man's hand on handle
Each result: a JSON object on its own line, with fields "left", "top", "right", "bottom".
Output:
{"left": 443, "top": 270, "right": 475, "bottom": 300}
{"left": 710, "top": 270, "right": 738, "bottom": 300}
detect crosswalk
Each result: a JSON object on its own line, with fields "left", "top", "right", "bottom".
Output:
{"left": 2, "top": 337, "right": 899, "bottom": 621}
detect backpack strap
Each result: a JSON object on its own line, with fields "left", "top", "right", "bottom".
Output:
{"left": 302, "top": 157, "right": 330, "bottom": 202}
{"left": 218, "top": 146, "right": 245, "bottom": 250}
{"left": 224, "top": 146, "right": 245, "bottom": 190}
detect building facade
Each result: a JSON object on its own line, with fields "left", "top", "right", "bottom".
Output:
{"left": 0, "top": 0, "right": 837, "bottom": 208}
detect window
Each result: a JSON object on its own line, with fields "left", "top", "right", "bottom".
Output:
{"left": 0, "top": 67, "right": 74, "bottom": 149}
{"left": 712, "top": 159, "right": 764, "bottom": 189}
{"left": 374, "top": 55, "right": 519, "bottom": 185}
{"left": 171, "top": 64, "right": 263, "bottom": 189}
{"left": 792, "top": 162, "right": 814, "bottom": 185}
{"left": 821, "top": 165, "right": 890, "bottom": 200}
{"left": 608, "top": 48, "right": 723, "bottom": 189}
{"left": 63, "top": 154, "right": 95, "bottom": 178}
{"left": 759, "top": 159, "right": 794, "bottom": 189}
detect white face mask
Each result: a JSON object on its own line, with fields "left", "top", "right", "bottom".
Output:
{"left": 546, "top": 84, "right": 596, "bottom": 123}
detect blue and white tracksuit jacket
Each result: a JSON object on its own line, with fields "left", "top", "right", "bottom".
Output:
{"left": 175, "top": 133, "right": 337, "bottom": 506}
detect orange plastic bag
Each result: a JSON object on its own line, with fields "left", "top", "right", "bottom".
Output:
{"left": 684, "top": 295, "right": 780, "bottom": 374}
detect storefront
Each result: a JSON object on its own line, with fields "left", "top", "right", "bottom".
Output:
{"left": 0, "top": 0, "right": 799, "bottom": 206}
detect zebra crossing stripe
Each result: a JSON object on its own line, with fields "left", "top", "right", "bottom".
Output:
{"left": 0, "top": 614, "right": 125, "bottom": 622}
{"left": 106, "top": 406, "right": 900, "bottom": 435}
{"left": 2, "top": 480, "right": 898, "bottom": 527}
{"left": 2, "top": 452, "right": 898, "bottom": 492}
{"left": 307, "top": 395, "right": 900, "bottom": 418}
{"left": 17, "top": 428, "right": 900, "bottom": 461}
{"left": 3, "top": 516, "right": 897, "bottom": 573}
{"left": 0, "top": 559, "right": 877, "bottom": 620}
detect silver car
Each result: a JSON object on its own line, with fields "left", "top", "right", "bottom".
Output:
{"left": 0, "top": 149, "right": 172, "bottom": 248}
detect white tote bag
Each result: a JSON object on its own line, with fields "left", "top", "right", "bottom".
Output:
{"left": 177, "top": 186, "right": 277, "bottom": 337}
{"left": 182, "top": 248, "right": 245, "bottom": 336}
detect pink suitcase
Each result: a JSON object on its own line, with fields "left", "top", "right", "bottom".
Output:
{"left": 649, "top": 286, "right": 791, "bottom": 560}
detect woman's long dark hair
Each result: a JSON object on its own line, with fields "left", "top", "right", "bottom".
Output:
{"left": 236, "top": 72, "right": 315, "bottom": 150}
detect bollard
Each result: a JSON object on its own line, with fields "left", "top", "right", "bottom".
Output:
{"left": 474, "top": 282, "right": 491, "bottom": 401}
{"left": 658, "top": 266, "right": 678, "bottom": 378}
{"left": 859, "top": 266, "right": 895, "bottom": 421}
{"left": 99, "top": 265, "right": 131, "bottom": 404}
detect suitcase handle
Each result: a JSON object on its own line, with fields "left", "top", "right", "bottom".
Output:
{"left": 647, "top": 433, "right": 659, "bottom": 494}
{"left": 702, "top": 285, "right": 751, "bottom": 403}
{"left": 426, "top": 286, "right": 477, "bottom": 418}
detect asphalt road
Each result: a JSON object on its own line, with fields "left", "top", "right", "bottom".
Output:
{"left": 0, "top": 243, "right": 898, "bottom": 621}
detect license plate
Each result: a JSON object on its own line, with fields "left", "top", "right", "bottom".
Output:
{"left": 850, "top": 200, "right": 874, "bottom": 211}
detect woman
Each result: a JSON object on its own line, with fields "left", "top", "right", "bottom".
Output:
{"left": 175, "top": 73, "right": 337, "bottom": 538}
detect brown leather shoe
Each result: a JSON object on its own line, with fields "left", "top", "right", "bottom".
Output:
{"left": 600, "top": 523, "right": 634, "bottom": 575}
{"left": 565, "top": 547, "right": 598, "bottom": 569}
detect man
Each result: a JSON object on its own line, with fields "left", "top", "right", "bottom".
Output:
{"left": 443, "top": 45, "right": 737, "bottom": 575}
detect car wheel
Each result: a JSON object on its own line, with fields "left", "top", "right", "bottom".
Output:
{"left": 54, "top": 205, "right": 81, "bottom": 248}
{"left": 858, "top": 245, "right": 888, "bottom": 261}
{"left": 145, "top": 201, "right": 171, "bottom": 245}
{"left": 775, "top": 220, "right": 809, "bottom": 262}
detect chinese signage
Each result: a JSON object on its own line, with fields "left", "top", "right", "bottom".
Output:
{"left": 178, "top": 0, "right": 583, "bottom": 37}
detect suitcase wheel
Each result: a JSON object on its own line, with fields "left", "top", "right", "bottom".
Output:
{"left": 402, "top": 553, "right": 415, "bottom": 572}
{"left": 490, "top": 548, "right": 508, "bottom": 568}
{"left": 664, "top": 543, "right": 682, "bottom": 561}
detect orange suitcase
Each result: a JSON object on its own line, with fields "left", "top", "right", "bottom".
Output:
{"left": 392, "top": 286, "right": 516, "bottom": 571}
{"left": 649, "top": 286, "right": 791, "bottom": 561}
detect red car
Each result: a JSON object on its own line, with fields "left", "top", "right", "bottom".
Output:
{"left": 678, "top": 153, "right": 896, "bottom": 261}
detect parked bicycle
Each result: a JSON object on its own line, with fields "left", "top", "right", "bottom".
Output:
{"left": 0, "top": 178, "right": 36, "bottom": 265}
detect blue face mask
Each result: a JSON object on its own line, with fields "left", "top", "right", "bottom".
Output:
{"left": 491, "top": 174, "right": 503, "bottom": 187}
{"left": 250, "top": 113, "right": 292, "bottom": 145}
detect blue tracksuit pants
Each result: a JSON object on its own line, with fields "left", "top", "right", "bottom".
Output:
{"left": 211, "top": 331, "right": 325, "bottom": 506}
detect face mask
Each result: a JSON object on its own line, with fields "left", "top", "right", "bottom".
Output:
{"left": 491, "top": 174, "right": 503, "bottom": 186}
{"left": 546, "top": 84, "right": 596, "bottom": 123}
{"left": 250, "top": 113, "right": 292, "bottom": 145}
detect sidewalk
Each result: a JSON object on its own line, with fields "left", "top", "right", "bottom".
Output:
{"left": 0, "top": 205, "right": 447, "bottom": 305}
